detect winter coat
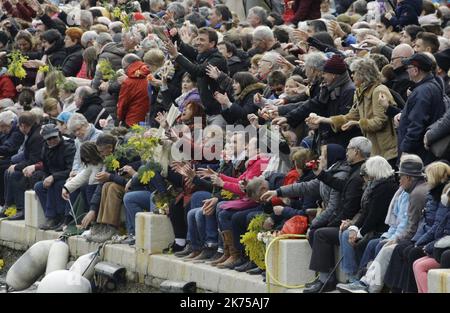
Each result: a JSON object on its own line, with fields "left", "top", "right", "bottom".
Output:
{"left": 92, "top": 43, "right": 126, "bottom": 90}
{"left": 0, "top": 121, "right": 24, "bottom": 158}
{"left": 64, "top": 163, "right": 104, "bottom": 193}
{"left": 316, "top": 161, "right": 365, "bottom": 227}
{"left": 278, "top": 160, "right": 350, "bottom": 229}
{"left": 44, "top": 37, "right": 67, "bottom": 68}
{"left": 221, "top": 82, "right": 266, "bottom": 126}
{"left": 425, "top": 104, "right": 450, "bottom": 148}
{"left": 77, "top": 93, "right": 109, "bottom": 129}
{"left": 91, "top": 43, "right": 126, "bottom": 122}
{"left": 2, "top": 0, "right": 36, "bottom": 22}
{"left": 175, "top": 45, "right": 228, "bottom": 116}
{"left": 413, "top": 184, "right": 448, "bottom": 248}
{"left": 389, "top": 0, "right": 422, "bottom": 31}
{"left": 284, "top": 74, "right": 358, "bottom": 148}
{"left": 14, "top": 124, "right": 43, "bottom": 172}
{"left": 291, "top": 0, "right": 321, "bottom": 24}
{"left": 0, "top": 73, "right": 17, "bottom": 100}
{"left": 61, "top": 44, "right": 83, "bottom": 77}
{"left": 219, "top": 156, "right": 270, "bottom": 198}
{"left": 383, "top": 180, "right": 428, "bottom": 241}
{"left": 40, "top": 14, "right": 67, "bottom": 36}
{"left": 398, "top": 74, "right": 446, "bottom": 164}
{"left": 72, "top": 124, "right": 103, "bottom": 173}
{"left": 228, "top": 55, "right": 249, "bottom": 78}
{"left": 330, "top": 83, "right": 398, "bottom": 161}
{"left": 353, "top": 176, "right": 397, "bottom": 237}
{"left": 41, "top": 137, "right": 76, "bottom": 182}
{"left": 117, "top": 61, "right": 151, "bottom": 127}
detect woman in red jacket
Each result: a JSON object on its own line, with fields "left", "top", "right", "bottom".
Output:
{"left": 117, "top": 54, "right": 151, "bottom": 127}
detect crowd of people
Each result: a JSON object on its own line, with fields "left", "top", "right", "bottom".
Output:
{"left": 0, "top": 0, "right": 449, "bottom": 293}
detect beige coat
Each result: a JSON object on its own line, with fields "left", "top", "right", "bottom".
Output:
{"left": 330, "top": 83, "right": 398, "bottom": 161}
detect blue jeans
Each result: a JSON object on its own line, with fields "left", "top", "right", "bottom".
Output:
{"left": 34, "top": 180, "right": 66, "bottom": 219}
{"left": 123, "top": 190, "right": 152, "bottom": 235}
{"left": 359, "top": 238, "right": 387, "bottom": 270}
{"left": 216, "top": 201, "right": 235, "bottom": 231}
{"left": 231, "top": 207, "right": 262, "bottom": 253}
{"left": 340, "top": 229, "right": 358, "bottom": 276}
{"left": 187, "top": 191, "right": 218, "bottom": 250}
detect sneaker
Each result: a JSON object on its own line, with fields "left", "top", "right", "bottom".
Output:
{"left": 174, "top": 244, "right": 192, "bottom": 257}
{"left": 122, "top": 235, "right": 135, "bottom": 246}
{"left": 205, "top": 251, "right": 223, "bottom": 264}
{"left": 190, "top": 247, "right": 217, "bottom": 263}
{"left": 336, "top": 281, "right": 368, "bottom": 293}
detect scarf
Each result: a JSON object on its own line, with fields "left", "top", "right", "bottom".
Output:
{"left": 318, "top": 71, "right": 352, "bottom": 104}
{"left": 196, "top": 48, "right": 218, "bottom": 64}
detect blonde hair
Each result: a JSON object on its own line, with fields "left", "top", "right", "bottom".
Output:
{"left": 425, "top": 162, "right": 450, "bottom": 188}
{"left": 43, "top": 98, "right": 59, "bottom": 114}
{"left": 291, "top": 148, "right": 316, "bottom": 170}
{"left": 143, "top": 49, "right": 165, "bottom": 69}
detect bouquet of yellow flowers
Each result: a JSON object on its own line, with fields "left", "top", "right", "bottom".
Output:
{"left": 240, "top": 213, "right": 270, "bottom": 269}
{"left": 104, "top": 154, "right": 120, "bottom": 172}
{"left": 7, "top": 50, "right": 28, "bottom": 79}
{"left": 98, "top": 59, "right": 118, "bottom": 81}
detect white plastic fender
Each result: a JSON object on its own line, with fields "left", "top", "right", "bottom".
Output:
{"left": 45, "top": 240, "right": 69, "bottom": 276}
{"left": 69, "top": 251, "right": 99, "bottom": 280}
{"left": 37, "top": 270, "right": 91, "bottom": 293}
{"left": 6, "top": 240, "right": 55, "bottom": 290}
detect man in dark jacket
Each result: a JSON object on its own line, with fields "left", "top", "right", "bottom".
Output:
{"left": 398, "top": 53, "right": 446, "bottom": 165}
{"left": 33, "top": 124, "right": 76, "bottom": 230}
{"left": 166, "top": 27, "right": 228, "bottom": 127}
{"left": 274, "top": 54, "right": 359, "bottom": 150}
{"left": 5, "top": 112, "right": 43, "bottom": 220}
{"left": 0, "top": 111, "right": 24, "bottom": 213}
{"left": 75, "top": 86, "right": 109, "bottom": 129}
{"left": 301, "top": 136, "right": 371, "bottom": 293}
{"left": 386, "top": 44, "right": 415, "bottom": 103}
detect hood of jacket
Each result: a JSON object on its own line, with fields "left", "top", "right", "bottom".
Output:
{"left": 79, "top": 93, "right": 103, "bottom": 111}
{"left": 237, "top": 82, "right": 266, "bottom": 101}
{"left": 126, "top": 61, "right": 150, "bottom": 78}
{"left": 101, "top": 42, "right": 126, "bottom": 58}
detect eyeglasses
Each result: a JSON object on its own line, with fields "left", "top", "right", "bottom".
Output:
{"left": 391, "top": 56, "right": 406, "bottom": 61}
{"left": 46, "top": 136, "right": 58, "bottom": 141}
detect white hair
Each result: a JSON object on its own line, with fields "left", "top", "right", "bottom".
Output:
{"left": 304, "top": 52, "right": 327, "bottom": 70}
{"left": 261, "top": 51, "right": 282, "bottom": 69}
{"left": 0, "top": 110, "right": 17, "bottom": 125}
{"left": 365, "top": 156, "right": 394, "bottom": 180}
{"left": 67, "top": 113, "right": 89, "bottom": 132}
{"left": 122, "top": 53, "right": 141, "bottom": 69}
{"left": 348, "top": 136, "right": 372, "bottom": 158}
{"left": 81, "top": 30, "right": 98, "bottom": 48}
{"left": 253, "top": 26, "right": 274, "bottom": 41}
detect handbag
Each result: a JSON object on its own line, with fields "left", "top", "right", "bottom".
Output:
{"left": 430, "top": 135, "right": 450, "bottom": 159}
{"left": 280, "top": 215, "right": 308, "bottom": 236}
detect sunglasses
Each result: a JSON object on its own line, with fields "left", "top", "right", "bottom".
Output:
{"left": 46, "top": 136, "right": 58, "bottom": 141}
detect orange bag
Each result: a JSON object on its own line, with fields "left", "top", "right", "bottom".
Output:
{"left": 280, "top": 215, "right": 308, "bottom": 236}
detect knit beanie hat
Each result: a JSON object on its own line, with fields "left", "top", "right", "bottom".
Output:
{"left": 323, "top": 54, "right": 347, "bottom": 74}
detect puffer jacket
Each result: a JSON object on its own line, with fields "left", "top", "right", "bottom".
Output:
{"left": 117, "top": 61, "right": 151, "bottom": 127}
{"left": 0, "top": 121, "right": 24, "bottom": 158}
{"left": 413, "top": 184, "right": 448, "bottom": 247}
{"left": 61, "top": 44, "right": 83, "bottom": 77}
{"left": 41, "top": 137, "right": 76, "bottom": 181}
{"left": 77, "top": 93, "right": 109, "bottom": 129}
{"left": 277, "top": 160, "right": 350, "bottom": 229}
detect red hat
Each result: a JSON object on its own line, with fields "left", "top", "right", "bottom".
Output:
{"left": 133, "top": 12, "right": 146, "bottom": 21}
{"left": 323, "top": 54, "right": 347, "bottom": 74}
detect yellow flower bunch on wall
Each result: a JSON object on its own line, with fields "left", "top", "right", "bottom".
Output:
{"left": 240, "top": 213, "right": 269, "bottom": 269}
